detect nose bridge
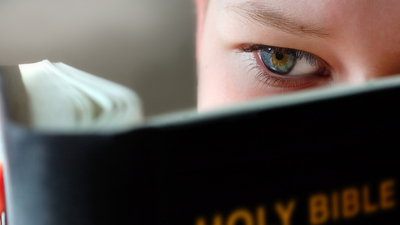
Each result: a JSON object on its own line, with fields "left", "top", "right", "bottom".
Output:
{"left": 333, "top": 48, "right": 400, "bottom": 85}
{"left": 336, "top": 66, "right": 380, "bottom": 85}
{"left": 325, "top": 0, "right": 400, "bottom": 85}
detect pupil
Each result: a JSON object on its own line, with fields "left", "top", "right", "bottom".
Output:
{"left": 275, "top": 52, "right": 284, "bottom": 60}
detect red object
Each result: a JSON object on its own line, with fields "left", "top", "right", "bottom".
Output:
{"left": 0, "top": 163, "right": 5, "bottom": 213}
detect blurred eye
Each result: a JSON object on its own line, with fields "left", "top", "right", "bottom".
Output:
{"left": 258, "top": 47, "right": 321, "bottom": 76}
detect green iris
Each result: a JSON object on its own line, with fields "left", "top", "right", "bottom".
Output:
{"left": 259, "top": 48, "right": 296, "bottom": 75}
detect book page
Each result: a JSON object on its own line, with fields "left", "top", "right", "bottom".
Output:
{"left": 12, "top": 60, "right": 143, "bottom": 133}
{"left": 0, "top": 65, "right": 31, "bottom": 126}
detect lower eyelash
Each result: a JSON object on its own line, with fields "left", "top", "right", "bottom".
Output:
{"left": 244, "top": 56, "right": 292, "bottom": 87}
{"left": 253, "top": 66, "right": 307, "bottom": 88}
{"left": 244, "top": 53, "right": 316, "bottom": 89}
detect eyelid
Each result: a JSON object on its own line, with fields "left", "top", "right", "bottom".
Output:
{"left": 241, "top": 43, "right": 332, "bottom": 70}
{"left": 248, "top": 51, "right": 319, "bottom": 88}
{"left": 242, "top": 44, "right": 316, "bottom": 65}
{"left": 240, "top": 44, "right": 332, "bottom": 88}
{"left": 253, "top": 51, "right": 318, "bottom": 78}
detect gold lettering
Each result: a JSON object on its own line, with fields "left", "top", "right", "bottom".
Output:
{"left": 362, "top": 186, "right": 378, "bottom": 214}
{"left": 331, "top": 192, "right": 339, "bottom": 221}
{"left": 227, "top": 209, "right": 254, "bottom": 225}
{"left": 309, "top": 194, "right": 329, "bottom": 225}
{"left": 256, "top": 206, "right": 267, "bottom": 225}
{"left": 380, "top": 179, "right": 396, "bottom": 210}
{"left": 275, "top": 200, "right": 296, "bottom": 225}
{"left": 342, "top": 188, "right": 360, "bottom": 219}
{"left": 195, "top": 215, "right": 223, "bottom": 225}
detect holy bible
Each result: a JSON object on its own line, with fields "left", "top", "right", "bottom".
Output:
{"left": 0, "top": 61, "right": 399, "bottom": 225}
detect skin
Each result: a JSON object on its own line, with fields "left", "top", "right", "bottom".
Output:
{"left": 196, "top": 0, "right": 400, "bottom": 110}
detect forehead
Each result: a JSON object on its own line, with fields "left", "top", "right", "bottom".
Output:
{"left": 218, "top": 0, "right": 400, "bottom": 48}
{"left": 218, "top": 0, "right": 400, "bottom": 21}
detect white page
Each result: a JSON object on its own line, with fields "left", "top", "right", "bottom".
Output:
{"left": 19, "top": 61, "right": 77, "bottom": 131}
{"left": 17, "top": 60, "right": 143, "bottom": 133}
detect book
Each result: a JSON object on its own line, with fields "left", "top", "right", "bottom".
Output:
{"left": 0, "top": 60, "right": 142, "bottom": 134}
{"left": 1, "top": 61, "right": 400, "bottom": 225}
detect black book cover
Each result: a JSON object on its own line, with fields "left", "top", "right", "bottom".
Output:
{"left": 0, "top": 71, "right": 399, "bottom": 225}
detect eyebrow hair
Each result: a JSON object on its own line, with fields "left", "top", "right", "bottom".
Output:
{"left": 226, "top": 1, "right": 331, "bottom": 38}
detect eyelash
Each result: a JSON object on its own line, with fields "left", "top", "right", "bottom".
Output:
{"left": 240, "top": 44, "right": 331, "bottom": 88}
{"left": 242, "top": 44, "right": 319, "bottom": 66}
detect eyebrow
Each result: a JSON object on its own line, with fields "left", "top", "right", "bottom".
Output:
{"left": 226, "top": 1, "right": 331, "bottom": 38}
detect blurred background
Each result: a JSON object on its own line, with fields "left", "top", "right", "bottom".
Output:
{"left": 0, "top": 0, "right": 197, "bottom": 116}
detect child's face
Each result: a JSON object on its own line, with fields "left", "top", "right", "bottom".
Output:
{"left": 196, "top": 0, "right": 400, "bottom": 110}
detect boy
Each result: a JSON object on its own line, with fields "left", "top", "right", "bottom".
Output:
{"left": 196, "top": 0, "right": 400, "bottom": 110}
{"left": 2, "top": 0, "right": 400, "bottom": 218}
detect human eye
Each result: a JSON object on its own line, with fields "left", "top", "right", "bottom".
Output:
{"left": 241, "top": 44, "right": 331, "bottom": 89}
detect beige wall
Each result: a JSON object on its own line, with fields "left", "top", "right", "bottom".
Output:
{"left": 0, "top": 0, "right": 197, "bottom": 116}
